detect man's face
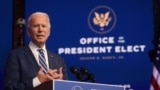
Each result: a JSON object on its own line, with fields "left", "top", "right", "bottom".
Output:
{"left": 27, "top": 14, "right": 50, "bottom": 47}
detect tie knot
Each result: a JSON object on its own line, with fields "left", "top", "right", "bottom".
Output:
{"left": 38, "top": 48, "right": 44, "bottom": 52}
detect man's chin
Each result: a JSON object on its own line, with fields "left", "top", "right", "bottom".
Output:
{"left": 38, "top": 41, "right": 45, "bottom": 44}
{"left": 37, "top": 39, "right": 45, "bottom": 42}
{"left": 36, "top": 40, "right": 46, "bottom": 44}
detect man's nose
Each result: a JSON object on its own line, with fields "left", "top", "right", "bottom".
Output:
{"left": 38, "top": 25, "right": 43, "bottom": 31}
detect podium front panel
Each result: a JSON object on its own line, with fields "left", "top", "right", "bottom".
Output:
{"left": 53, "top": 80, "right": 125, "bottom": 90}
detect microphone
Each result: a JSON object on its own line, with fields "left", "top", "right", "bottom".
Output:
{"left": 70, "top": 66, "right": 96, "bottom": 82}
{"left": 70, "top": 65, "right": 78, "bottom": 74}
{"left": 86, "top": 72, "right": 96, "bottom": 83}
{"left": 80, "top": 67, "right": 88, "bottom": 75}
{"left": 70, "top": 66, "right": 84, "bottom": 81}
{"left": 80, "top": 67, "right": 95, "bottom": 83}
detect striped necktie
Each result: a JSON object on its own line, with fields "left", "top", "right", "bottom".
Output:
{"left": 38, "top": 48, "right": 48, "bottom": 74}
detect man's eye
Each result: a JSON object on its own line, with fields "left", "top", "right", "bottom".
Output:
{"left": 32, "top": 25, "right": 39, "bottom": 27}
{"left": 42, "top": 25, "right": 47, "bottom": 27}
{"left": 31, "top": 24, "right": 47, "bottom": 28}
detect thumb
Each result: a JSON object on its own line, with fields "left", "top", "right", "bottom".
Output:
{"left": 40, "top": 67, "right": 43, "bottom": 71}
{"left": 39, "top": 67, "right": 44, "bottom": 73}
{"left": 58, "top": 67, "right": 63, "bottom": 74}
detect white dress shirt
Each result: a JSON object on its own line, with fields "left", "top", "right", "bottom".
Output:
{"left": 28, "top": 41, "right": 49, "bottom": 87}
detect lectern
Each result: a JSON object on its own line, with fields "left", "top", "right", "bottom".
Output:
{"left": 34, "top": 80, "right": 128, "bottom": 90}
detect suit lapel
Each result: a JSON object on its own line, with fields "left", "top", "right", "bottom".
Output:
{"left": 47, "top": 50, "right": 55, "bottom": 69}
{"left": 24, "top": 46, "right": 40, "bottom": 74}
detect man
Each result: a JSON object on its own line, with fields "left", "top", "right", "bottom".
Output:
{"left": 3, "top": 12, "right": 68, "bottom": 90}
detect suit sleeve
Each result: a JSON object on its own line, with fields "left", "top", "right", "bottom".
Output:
{"left": 62, "top": 58, "right": 68, "bottom": 80}
{"left": 3, "top": 52, "right": 33, "bottom": 90}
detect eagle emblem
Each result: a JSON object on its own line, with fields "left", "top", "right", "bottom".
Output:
{"left": 93, "top": 11, "right": 112, "bottom": 30}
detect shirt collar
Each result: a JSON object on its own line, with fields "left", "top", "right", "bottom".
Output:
{"left": 29, "top": 41, "right": 47, "bottom": 52}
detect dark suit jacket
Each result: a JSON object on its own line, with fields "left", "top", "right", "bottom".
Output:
{"left": 3, "top": 45, "right": 68, "bottom": 90}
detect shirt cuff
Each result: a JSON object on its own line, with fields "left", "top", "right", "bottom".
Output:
{"left": 33, "top": 77, "right": 41, "bottom": 87}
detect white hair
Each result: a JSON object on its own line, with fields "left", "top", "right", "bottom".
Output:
{"left": 27, "top": 12, "right": 51, "bottom": 28}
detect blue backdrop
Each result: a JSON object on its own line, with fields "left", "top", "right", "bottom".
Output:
{"left": 25, "top": 0, "right": 153, "bottom": 89}
{"left": 0, "top": 1, "right": 12, "bottom": 90}
{"left": 0, "top": 0, "right": 153, "bottom": 90}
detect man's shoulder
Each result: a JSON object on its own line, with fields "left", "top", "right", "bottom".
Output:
{"left": 10, "top": 45, "right": 29, "bottom": 54}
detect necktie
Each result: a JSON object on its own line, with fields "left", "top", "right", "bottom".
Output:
{"left": 38, "top": 49, "right": 48, "bottom": 74}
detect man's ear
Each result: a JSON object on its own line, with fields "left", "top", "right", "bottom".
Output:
{"left": 48, "top": 29, "right": 51, "bottom": 37}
